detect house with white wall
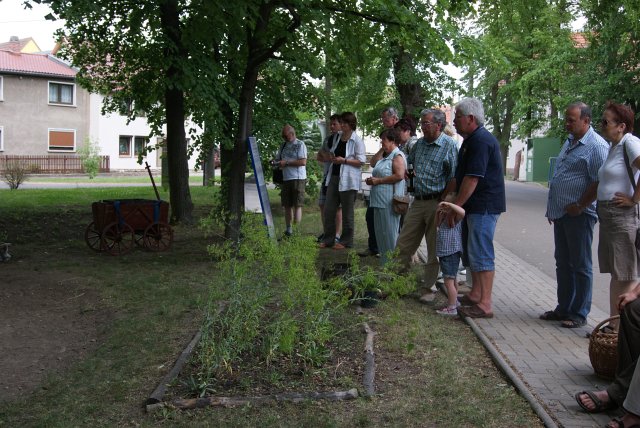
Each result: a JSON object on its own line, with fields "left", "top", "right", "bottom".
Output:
{"left": 0, "top": 49, "right": 90, "bottom": 158}
{"left": 0, "top": 36, "right": 201, "bottom": 172}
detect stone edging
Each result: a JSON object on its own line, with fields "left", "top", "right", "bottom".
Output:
{"left": 146, "top": 321, "right": 377, "bottom": 413}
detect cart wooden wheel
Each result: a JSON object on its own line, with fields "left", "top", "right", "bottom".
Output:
{"left": 134, "top": 232, "right": 145, "bottom": 247}
{"left": 84, "top": 222, "right": 103, "bottom": 252}
{"left": 101, "top": 222, "right": 135, "bottom": 255}
{"left": 143, "top": 222, "right": 173, "bottom": 252}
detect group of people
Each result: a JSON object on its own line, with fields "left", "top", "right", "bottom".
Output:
{"left": 538, "top": 101, "right": 640, "bottom": 427}
{"left": 313, "top": 98, "right": 506, "bottom": 320}
{"left": 274, "top": 98, "right": 640, "bottom": 426}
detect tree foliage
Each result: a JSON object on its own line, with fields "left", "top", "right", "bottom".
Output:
{"left": 578, "top": 0, "right": 640, "bottom": 131}
{"left": 31, "top": 0, "right": 470, "bottom": 238}
{"left": 461, "top": 0, "right": 575, "bottom": 163}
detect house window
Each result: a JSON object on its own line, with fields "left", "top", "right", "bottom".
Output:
{"left": 48, "top": 128, "right": 75, "bottom": 151}
{"left": 119, "top": 136, "right": 132, "bottom": 156}
{"left": 0, "top": 126, "right": 4, "bottom": 151}
{"left": 48, "top": 81, "right": 75, "bottom": 105}
{"left": 134, "top": 136, "right": 148, "bottom": 156}
{"left": 0, "top": 76, "right": 3, "bottom": 101}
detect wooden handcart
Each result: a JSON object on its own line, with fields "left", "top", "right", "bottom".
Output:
{"left": 84, "top": 162, "right": 173, "bottom": 255}
{"left": 85, "top": 199, "right": 173, "bottom": 255}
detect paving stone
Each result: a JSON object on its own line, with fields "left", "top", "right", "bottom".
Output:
{"left": 417, "top": 238, "right": 619, "bottom": 426}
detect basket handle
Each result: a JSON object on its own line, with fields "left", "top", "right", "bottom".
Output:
{"left": 593, "top": 315, "right": 620, "bottom": 332}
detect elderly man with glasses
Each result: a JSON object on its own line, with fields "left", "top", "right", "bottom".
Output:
{"left": 450, "top": 97, "right": 506, "bottom": 319}
{"left": 394, "top": 108, "right": 458, "bottom": 302}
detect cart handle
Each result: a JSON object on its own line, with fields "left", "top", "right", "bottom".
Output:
{"left": 145, "top": 162, "right": 161, "bottom": 201}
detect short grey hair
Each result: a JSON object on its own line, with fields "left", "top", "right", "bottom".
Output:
{"left": 455, "top": 97, "right": 485, "bottom": 126}
{"left": 566, "top": 102, "right": 592, "bottom": 120}
{"left": 420, "top": 108, "right": 446, "bottom": 126}
{"left": 382, "top": 106, "right": 399, "bottom": 119}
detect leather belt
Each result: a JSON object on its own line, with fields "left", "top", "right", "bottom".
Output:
{"left": 413, "top": 193, "right": 440, "bottom": 201}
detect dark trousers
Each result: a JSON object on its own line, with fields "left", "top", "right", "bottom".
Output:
{"left": 607, "top": 298, "right": 640, "bottom": 405}
{"left": 365, "top": 203, "right": 378, "bottom": 253}
{"left": 553, "top": 213, "right": 595, "bottom": 322}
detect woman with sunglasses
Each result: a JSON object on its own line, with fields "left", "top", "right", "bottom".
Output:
{"left": 596, "top": 102, "right": 640, "bottom": 331}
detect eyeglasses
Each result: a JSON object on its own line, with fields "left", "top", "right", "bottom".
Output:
{"left": 420, "top": 121, "right": 435, "bottom": 126}
{"left": 601, "top": 118, "right": 616, "bottom": 127}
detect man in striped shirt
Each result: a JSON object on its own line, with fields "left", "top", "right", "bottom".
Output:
{"left": 541, "top": 102, "right": 608, "bottom": 328}
{"left": 394, "top": 108, "right": 458, "bottom": 302}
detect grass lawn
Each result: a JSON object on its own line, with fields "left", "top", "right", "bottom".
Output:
{"left": 0, "top": 184, "right": 543, "bottom": 427}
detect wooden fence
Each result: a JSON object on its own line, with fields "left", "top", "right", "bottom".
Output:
{"left": 0, "top": 155, "right": 110, "bottom": 174}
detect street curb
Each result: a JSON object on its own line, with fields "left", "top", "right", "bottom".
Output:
{"left": 464, "top": 317, "right": 559, "bottom": 428}
{"left": 417, "top": 241, "right": 558, "bottom": 427}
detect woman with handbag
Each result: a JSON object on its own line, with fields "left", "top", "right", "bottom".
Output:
{"left": 596, "top": 102, "right": 640, "bottom": 331}
{"left": 365, "top": 128, "right": 407, "bottom": 264}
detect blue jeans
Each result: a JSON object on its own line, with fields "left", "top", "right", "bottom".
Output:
{"left": 553, "top": 213, "right": 596, "bottom": 322}
{"left": 461, "top": 212, "right": 500, "bottom": 272}
{"left": 439, "top": 252, "right": 462, "bottom": 278}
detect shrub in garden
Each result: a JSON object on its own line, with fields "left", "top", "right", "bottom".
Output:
{"left": 192, "top": 214, "right": 347, "bottom": 397}
{"left": 2, "top": 161, "right": 28, "bottom": 190}
{"left": 78, "top": 138, "right": 102, "bottom": 179}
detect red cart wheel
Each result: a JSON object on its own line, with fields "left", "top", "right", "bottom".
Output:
{"left": 101, "top": 222, "right": 134, "bottom": 255}
{"left": 143, "top": 222, "right": 173, "bottom": 252}
{"left": 84, "top": 222, "right": 102, "bottom": 252}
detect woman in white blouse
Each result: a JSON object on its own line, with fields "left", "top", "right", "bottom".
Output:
{"left": 597, "top": 102, "right": 640, "bottom": 330}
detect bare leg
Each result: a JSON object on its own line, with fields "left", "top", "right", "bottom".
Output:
{"left": 467, "top": 271, "right": 482, "bottom": 303}
{"left": 477, "top": 270, "right": 494, "bottom": 313}
{"left": 293, "top": 206, "right": 302, "bottom": 224}
{"left": 284, "top": 206, "right": 293, "bottom": 231}
{"left": 444, "top": 277, "right": 458, "bottom": 307}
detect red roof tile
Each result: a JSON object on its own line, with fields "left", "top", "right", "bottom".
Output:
{"left": 0, "top": 50, "right": 76, "bottom": 78}
{"left": 0, "top": 37, "right": 40, "bottom": 53}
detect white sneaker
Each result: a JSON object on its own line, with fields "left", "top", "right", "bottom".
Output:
{"left": 436, "top": 306, "right": 458, "bottom": 316}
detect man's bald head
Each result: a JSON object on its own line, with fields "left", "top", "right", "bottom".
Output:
{"left": 282, "top": 124, "right": 296, "bottom": 142}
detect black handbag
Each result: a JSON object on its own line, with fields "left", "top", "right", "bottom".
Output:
{"left": 272, "top": 168, "right": 284, "bottom": 185}
{"left": 272, "top": 141, "right": 287, "bottom": 184}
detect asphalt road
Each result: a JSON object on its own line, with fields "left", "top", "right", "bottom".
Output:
{"left": 495, "top": 180, "right": 609, "bottom": 315}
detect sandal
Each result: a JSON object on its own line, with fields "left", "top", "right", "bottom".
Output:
{"left": 540, "top": 310, "right": 562, "bottom": 321}
{"left": 457, "top": 294, "right": 478, "bottom": 306}
{"left": 561, "top": 319, "right": 586, "bottom": 328}
{"left": 458, "top": 304, "right": 494, "bottom": 319}
{"left": 574, "top": 390, "right": 617, "bottom": 413}
{"left": 605, "top": 416, "right": 640, "bottom": 428}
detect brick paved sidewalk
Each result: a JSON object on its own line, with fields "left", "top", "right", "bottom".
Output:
{"left": 417, "top": 240, "right": 621, "bottom": 428}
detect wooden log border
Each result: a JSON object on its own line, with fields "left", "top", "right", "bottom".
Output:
{"left": 146, "top": 320, "right": 377, "bottom": 413}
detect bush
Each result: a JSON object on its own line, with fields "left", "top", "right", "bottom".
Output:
{"left": 192, "top": 214, "right": 346, "bottom": 396}
{"left": 2, "top": 161, "right": 28, "bottom": 190}
{"left": 78, "top": 138, "right": 102, "bottom": 179}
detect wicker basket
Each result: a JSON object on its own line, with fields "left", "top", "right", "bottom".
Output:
{"left": 588, "top": 315, "right": 619, "bottom": 380}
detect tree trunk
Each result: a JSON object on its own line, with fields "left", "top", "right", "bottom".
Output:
{"left": 225, "top": 67, "right": 258, "bottom": 241}
{"left": 160, "top": 0, "right": 193, "bottom": 224}
{"left": 392, "top": 44, "right": 424, "bottom": 119}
